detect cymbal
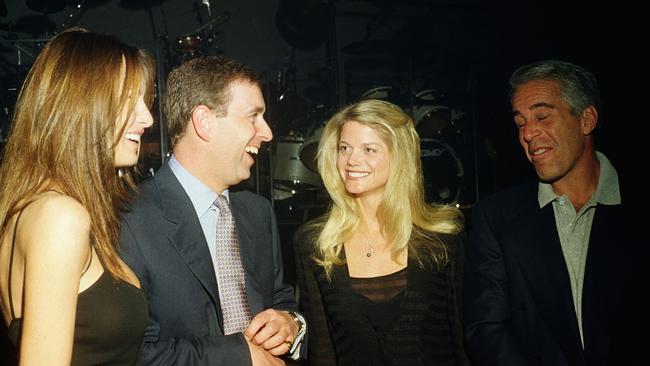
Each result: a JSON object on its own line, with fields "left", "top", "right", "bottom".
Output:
{"left": 182, "top": 12, "right": 231, "bottom": 37}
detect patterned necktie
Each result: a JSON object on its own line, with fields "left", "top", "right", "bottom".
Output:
{"left": 214, "top": 194, "right": 252, "bottom": 335}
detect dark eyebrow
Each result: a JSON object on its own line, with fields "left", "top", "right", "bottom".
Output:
{"left": 512, "top": 102, "right": 556, "bottom": 117}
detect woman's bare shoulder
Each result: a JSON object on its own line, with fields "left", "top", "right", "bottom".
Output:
{"left": 18, "top": 192, "right": 91, "bottom": 254}
{"left": 24, "top": 192, "right": 89, "bottom": 224}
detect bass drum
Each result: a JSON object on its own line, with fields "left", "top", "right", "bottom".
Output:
{"left": 419, "top": 138, "right": 464, "bottom": 204}
{"left": 412, "top": 89, "right": 463, "bottom": 140}
{"left": 272, "top": 136, "right": 322, "bottom": 200}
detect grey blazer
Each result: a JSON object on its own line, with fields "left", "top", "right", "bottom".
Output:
{"left": 120, "top": 162, "right": 297, "bottom": 365}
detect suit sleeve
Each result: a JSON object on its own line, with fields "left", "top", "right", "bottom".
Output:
{"left": 120, "top": 219, "right": 252, "bottom": 366}
{"left": 267, "top": 201, "right": 298, "bottom": 311}
{"left": 265, "top": 200, "right": 309, "bottom": 360}
{"left": 463, "top": 203, "right": 526, "bottom": 366}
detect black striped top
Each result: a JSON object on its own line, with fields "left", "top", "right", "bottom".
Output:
{"left": 294, "top": 229, "right": 470, "bottom": 366}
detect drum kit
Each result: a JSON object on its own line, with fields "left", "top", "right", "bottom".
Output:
{"left": 266, "top": 114, "right": 327, "bottom": 224}
{"left": 268, "top": 83, "right": 467, "bottom": 209}
{"left": 271, "top": 114, "right": 325, "bottom": 203}
{"left": 173, "top": 11, "right": 230, "bottom": 65}
{"left": 359, "top": 84, "right": 466, "bottom": 205}
{"left": 273, "top": 132, "right": 322, "bottom": 195}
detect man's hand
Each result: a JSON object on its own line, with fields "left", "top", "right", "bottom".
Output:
{"left": 247, "top": 338, "right": 286, "bottom": 366}
{"left": 244, "top": 309, "right": 299, "bottom": 356}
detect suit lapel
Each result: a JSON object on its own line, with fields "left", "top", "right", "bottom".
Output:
{"left": 512, "top": 200, "right": 583, "bottom": 363}
{"left": 155, "top": 164, "right": 221, "bottom": 312}
{"left": 581, "top": 203, "right": 621, "bottom": 355}
{"left": 229, "top": 193, "right": 265, "bottom": 316}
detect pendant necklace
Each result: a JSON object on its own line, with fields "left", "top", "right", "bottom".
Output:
{"left": 366, "top": 240, "right": 374, "bottom": 257}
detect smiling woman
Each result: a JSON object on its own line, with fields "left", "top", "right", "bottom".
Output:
{"left": 0, "top": 28, "right": 154, "bottom": 365}
{"left": 114, "top": 79, "right": 154, "bottom": 168}
{"left": 294, "top": 99, "right": 470, "bottom": 365}
{"left": 336, "top": 121, "right": 390, "bottom": 200}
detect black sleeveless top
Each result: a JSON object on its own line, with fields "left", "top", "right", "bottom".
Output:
{"left": 5, "top": 210, "right": 148, "bottom": 365}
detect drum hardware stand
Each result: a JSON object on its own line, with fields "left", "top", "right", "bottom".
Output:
{"left": 155, "top": 34, "right": 169, "bottom": 164}
{"left": 265, "top": 77, "right": 277, "bottom": 206}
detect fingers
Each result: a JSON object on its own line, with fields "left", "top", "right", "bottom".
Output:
{"left": 244, "top": 309, "right": 296, "bottom": 352}
{"left": 253, "top": 322, "right": 278, "bottom": 346}
{"left": 247, "top": 339, "right": 287, "bottom": 366}
{"left": 268, "top": 340, "right": 293, "bottom": 356}
{"left": 244, "top": 310, "right": 271, "bottom": 340}
{"left": 252, "top": 320, "right": 292, "bottom": 349}
{"left": 260, "top": 330, "right": 293, "bottom": 351}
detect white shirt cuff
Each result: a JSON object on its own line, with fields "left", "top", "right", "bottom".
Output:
{"left": 288, "top": 311, "right": 307, "bottom": 360}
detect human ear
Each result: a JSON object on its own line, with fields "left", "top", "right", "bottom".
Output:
{"left": 581, "top": 106, "right": 598, "bottom": 135}
{"left": 191, "top": 105, "right": 213, "bottom": 141}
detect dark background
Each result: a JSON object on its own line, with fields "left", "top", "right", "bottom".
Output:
{"left": 0, "top": 0, "right": 643, "bottom": 363}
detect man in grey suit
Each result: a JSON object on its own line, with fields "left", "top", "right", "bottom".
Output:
{"left": 120, "top": 56, "right": 306, "bottom": 365}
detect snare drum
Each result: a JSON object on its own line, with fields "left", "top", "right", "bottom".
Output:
{"left": 273, "top": 137, "right": 322, "bottom": 191}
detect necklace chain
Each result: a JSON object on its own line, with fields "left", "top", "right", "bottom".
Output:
{"left": 366, "top": 240, "right": 374, "bottom": 257}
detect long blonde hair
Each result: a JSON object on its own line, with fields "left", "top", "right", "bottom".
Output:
{"left": 0, "top": 28, "right": 154, "bottom": 281}
{"left": 312, "top": 99, "right": 462, "bottom": 279}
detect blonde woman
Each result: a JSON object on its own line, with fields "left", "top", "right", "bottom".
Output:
{"left": 0, "top": 28, "right": 154, "bottom": 365}
{"left": 294, "top": 99, "right": 469, "bottom": 365}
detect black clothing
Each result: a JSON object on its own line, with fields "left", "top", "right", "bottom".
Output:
{"left": 6, "top": 209, "right": 148, "bottom": 365}
{"left": 294, "top": 228, "right": 469, "bottom": 366}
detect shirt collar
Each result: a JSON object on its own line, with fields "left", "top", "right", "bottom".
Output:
{"left": 168, "top": 155, "right": 229, "bottom": 216}
{"left": 537, "top": 151, "right": 621, "bottom": 208}
{"left": 592, "top": 151, "right": 620, "bottom": 205}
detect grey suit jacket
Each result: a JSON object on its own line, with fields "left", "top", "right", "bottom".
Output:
{"left": 120, "top": 162, "right": 297, "bottom": 365}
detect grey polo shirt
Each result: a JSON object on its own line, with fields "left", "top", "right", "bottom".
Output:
{"left": 537, "top": 151, "right": 621, "bottom": 347}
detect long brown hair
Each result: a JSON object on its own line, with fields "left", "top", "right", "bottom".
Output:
{"left": 0, "top": 28, "right": 155, "bottom": 281}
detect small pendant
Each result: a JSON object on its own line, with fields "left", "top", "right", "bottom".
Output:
{"left": 366, "top": 240, "right": 374, "bottom": 258}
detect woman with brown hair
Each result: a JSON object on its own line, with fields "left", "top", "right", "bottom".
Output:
{"left": 0, "top": 28, "right": 154, "bottom": 365}
{"left": 294, "top": 99, "right": 469, "bottom": 365}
